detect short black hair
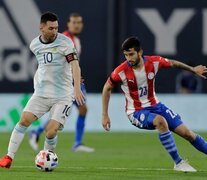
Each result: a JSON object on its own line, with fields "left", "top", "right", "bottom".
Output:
{"left": 67, "top": 12, "right": 82, "bottom": 23}
{"left": 121, "top": 36, "right": 141, "bottom": 52}
{"left": 40, "top": 11, "right": 58, "bottom": 24}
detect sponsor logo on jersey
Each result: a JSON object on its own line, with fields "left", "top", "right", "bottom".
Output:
{"left": 128, "top": 78, "right": 135, "bottom": 83}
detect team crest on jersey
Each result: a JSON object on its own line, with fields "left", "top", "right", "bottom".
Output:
{"left": 140, "top": 113, "right": 145, "bottom": 121}
{"left": 148, "top": 72, "right": 154, "bottom": 80}
{"left": 52, "top": 47, "right": 57, "bottom": 53}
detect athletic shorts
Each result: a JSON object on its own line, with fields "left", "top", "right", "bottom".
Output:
{"left": 127, "top": 102, "right": 183, "bottom": 131}
{"left": 23, "top": 95, "right": 73, "bottom": 129}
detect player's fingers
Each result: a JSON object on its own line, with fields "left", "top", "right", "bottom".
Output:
{"left": 102, "top": 122, "right": 109, "bottom": 131}
{"left": 102, "top": 123, "right": 108, "bottom": 131}
{"left": 76, "top": 96, "right": 85, "bottom": 106}
{"left": 108, "top": 122, "right": 111, "bottom": 129}
{"left": 198, "top": 74, "right": 206, "bottom": 79}
{"left": 106, "top": 122, "right": 111, "bottom": 131}
{"left": 105, "top": 126, "right": 110, "bottom": 131}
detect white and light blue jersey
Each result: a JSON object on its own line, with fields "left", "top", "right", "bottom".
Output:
{"left": 30, "top": 33, "right": 76, "bottom": 98}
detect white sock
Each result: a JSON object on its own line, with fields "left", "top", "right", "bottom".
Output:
{"left": 7, "top": 124, "right": 27, "bottom": 159}
{"left": 44, "top": 136, "right": 58, "bottom": 151}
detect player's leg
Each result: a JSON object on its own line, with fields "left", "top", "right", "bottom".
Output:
{"left": 44, "top": 119, "right": 60, "bottom": 151}
{"left": 72, "top": 83, "right": 94, "bottom": 152}
{"left": 0, "top": 112, "right": 37, "bottom": 168}
{"left": 174, "top": 124, "right": 207, "bottom": 154}
{"left": 29, "top": 118, "right": 49, "bottom": 151}
{"left": 152, "top": 114, "right": 183, "bottom": 165}
{"left": 73, "top": 104, "right": 87, "bottom": 147}
{"left": 158, "top": 102, "right": 207, "bottom": 154}
{"left": 156, "top": 103, "right": 196, "bottom": 172}
{"left": 129, "top": 110, "right": 182, "bottom": 165}
{"left": 44, "top": 99, "right": 72, "bottom": 152}
{"left": 0, "top": 95, "right": 49, "bottom": 168}
{"left": 9, "top": 112, "right": 38, "bottom": 157}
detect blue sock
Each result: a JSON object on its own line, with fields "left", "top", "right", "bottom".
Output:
{"left": 35, "top": 121, "right": 48, "bottom": 135}
{"left": 74, "top": 115, "right": 85, "bottom": 147}
{"left": 191, "top": 134, "right": 207, "bottom": 154}
{"left": 36, "top": 126, "right": 44, "bottom": 135}
{"left": 159, "top": 131, "right": 182, "bottom": 164}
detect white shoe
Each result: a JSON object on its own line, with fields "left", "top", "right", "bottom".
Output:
{"left": 29, "top": 131, "right": 38, "bottom": 151}
{"left": 174, "top": 160, "right": 197, "bottom": 172}
{"left": 72, "top": 145, "right": 95, "bottom": 153}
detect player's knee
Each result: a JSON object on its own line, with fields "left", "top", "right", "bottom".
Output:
{"left": 78, "top": 105, "right": 87, "bottom": 115}
{"left": 154, "top": 115, "right": 168, "bottom": 132}
{"left": 19, "top": 119, "right": 30, "bottom": 127}
{"left": 182, "top": 129, "right": 195, "bottom": 141}
{"left": 19, "top": 112, "right": 37, "bottom": 127}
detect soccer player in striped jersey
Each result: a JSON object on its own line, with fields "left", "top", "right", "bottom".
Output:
{"left": 29, "top": 13, "right": 94, "bottom": 153}
{"left": 0, "top": 11, "right": 84, "bottom": 169}
{"left": 102, "top": 36, "right": 207, "bottom": 172}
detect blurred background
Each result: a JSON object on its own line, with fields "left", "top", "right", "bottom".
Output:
{"left": 0, "top": 0, "right": 206, "bottom": 132}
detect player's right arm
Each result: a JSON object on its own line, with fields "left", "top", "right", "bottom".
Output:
{"left": 102, "top": 66, "right": 122, "bottom": 131}
{"left": 102, "top": 80, "right": 113, "bottom": 131}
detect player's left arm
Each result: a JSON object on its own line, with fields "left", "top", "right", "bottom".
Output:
{"left": 71, "top": 60, "right": 85, "bottom": 105}
{"left": 170, "top": 60, "right": 207, "bottom": 79}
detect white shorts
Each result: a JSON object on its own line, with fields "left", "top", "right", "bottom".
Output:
{"left": 23, "top": 95, "right": 73, "bottom": 128}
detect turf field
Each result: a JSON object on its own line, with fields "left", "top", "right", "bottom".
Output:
{"left": 0, "top": 132, "right": 207, "bottom": 180}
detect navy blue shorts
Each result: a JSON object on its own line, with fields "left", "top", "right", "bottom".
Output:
{"left": 73, "top": 83, "right": 87, "bottom": 107}
{"left": 128, "top": 102, "right": 183, "bottom": 131}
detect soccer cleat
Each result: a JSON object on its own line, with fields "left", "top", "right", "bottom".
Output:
{"left": 174, "top": 160, "right": 197, "bottom": 172}
{"left": 29, "top": 131, "right": 39, "bottom": 151}
{"left": 72, "top": 144, "right": 95, "bottom": 153}
{"left": 0, "top": 155, "right": 13, "bottom": 168}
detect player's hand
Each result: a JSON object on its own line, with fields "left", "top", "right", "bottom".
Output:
{"left": 102, "top": 114, "right": 111, "bottom": 131}
{"left": 193, "top": 65, "right": 207, "bottom": 79}
{"left": 74, "top": 89, "right": 85, "bottom": 106}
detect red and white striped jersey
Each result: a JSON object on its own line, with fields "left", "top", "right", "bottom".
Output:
{"left": 108, "top": 56, "right": 171, "bottom": 115}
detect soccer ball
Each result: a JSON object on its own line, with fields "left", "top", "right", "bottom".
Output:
{"left": 35, "top": 150, "right": 58, "bottom": 171}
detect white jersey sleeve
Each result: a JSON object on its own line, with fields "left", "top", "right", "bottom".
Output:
{"left": 59, "top": 36, "right": 75, "bottom": 55}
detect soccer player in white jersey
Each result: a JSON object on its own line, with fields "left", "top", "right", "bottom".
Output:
{"left": 102, "top": 37, "right": 207, "bottom": 172}
{"left": 0, "top": 11, "right": 84, "bottom": 169}
{"left": 29, "top": 13, "right": 94, "bottom": 153}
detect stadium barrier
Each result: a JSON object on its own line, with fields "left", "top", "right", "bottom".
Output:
{"left": 0, "top": 93, "right": 206, "bottom": 132}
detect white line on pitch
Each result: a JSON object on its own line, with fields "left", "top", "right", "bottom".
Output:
{"left": 10, "top": 166, "right": 207, "bottom": 172}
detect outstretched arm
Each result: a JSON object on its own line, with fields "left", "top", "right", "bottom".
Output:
{"left": 171, "top": 60, "right": 207, "bottom": 79}
{"left": 102, "top": 81, "right": 113, "bottom": 131}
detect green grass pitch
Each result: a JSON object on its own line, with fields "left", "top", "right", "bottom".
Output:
{"left": 0, "top": 132, "right": 207, "bottom": 180}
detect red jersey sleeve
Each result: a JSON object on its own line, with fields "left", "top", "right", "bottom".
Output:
{"left": 107, "top": 68, "right": 122, "bottom": 87}
{"left": 148, "top": 56, "right": 172, "bottom": 69}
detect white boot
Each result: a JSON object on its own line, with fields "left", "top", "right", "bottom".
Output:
{"left": 174, "top": 160, "right": 197, "bottom": 172}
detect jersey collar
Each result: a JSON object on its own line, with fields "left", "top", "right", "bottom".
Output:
{"left": 39, "top": 33, "right": 58, "bottom": 44}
